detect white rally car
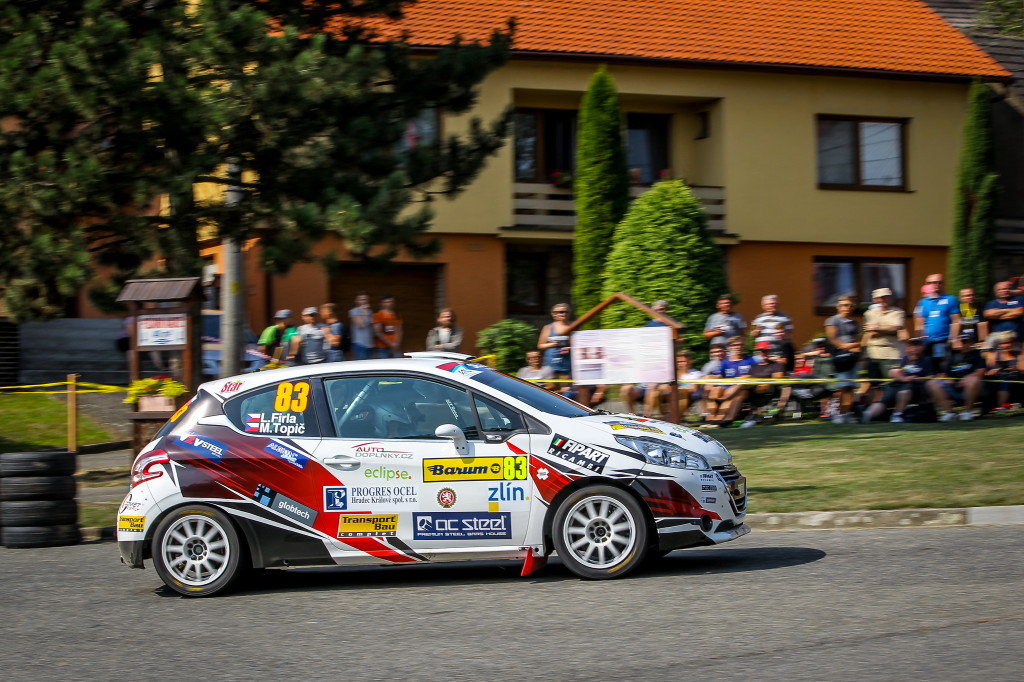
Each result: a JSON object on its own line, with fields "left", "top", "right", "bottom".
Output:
{"left": 118, "top": 353, "right": 748, "bottom": 596}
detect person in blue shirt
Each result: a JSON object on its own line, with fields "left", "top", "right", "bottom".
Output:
{"left": 982, "top": 280, "right": 1023, "bottom": 347}
{"left": 705, "top": 337, "right": 753, "bottom": 427}
{"left": 644, "top": 300, "right": 670, "bottom": 327}
{"left": 913, "top": 273, "right": 961, "bottom": 373}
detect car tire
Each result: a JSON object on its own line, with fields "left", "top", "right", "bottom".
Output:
{"left": 151, "top": 505, "right": 244, "bottom": 598}
{"left": 0, "top": 476, "right": 76, "bottom": 501}
{"left": 0, "top": 499, "right": 78, "bottom": 526}
{"left": 0, "top": 451, "right": 77, "bottom": 477}
{"left": 551, "top": 484, "right": 648, "bottom": 580}
{"left": 1, "top": 524, "right": 81, "bottom": 548}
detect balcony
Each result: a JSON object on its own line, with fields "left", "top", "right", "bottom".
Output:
{"left": 509, "top": 183, "right": 728, "bottom": 237}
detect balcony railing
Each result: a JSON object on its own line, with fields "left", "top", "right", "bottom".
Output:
{"left": 510, "top": 183, "right": 726, "bottom": 234}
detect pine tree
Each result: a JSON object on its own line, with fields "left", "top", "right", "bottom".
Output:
{"left": 977, "top": 0, "right": 1024, "bottom": 36}
{"left": 602, "top": 181, "right": 727, "bottom": 351}
{"left": 573, "top": 66, "right": 630, "bottom": 321}
{"left": 0, "top": 0, "right": 511, "bottom": 320}
{"left": 949, "top": 81, "right": 999, "bottom": 297}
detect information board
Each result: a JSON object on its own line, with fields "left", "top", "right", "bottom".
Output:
{"left": 137, "top": 313, "right": 188, "bottom": 350}
{"left": 570, "top": 326, "right": 673, "bottom": 385}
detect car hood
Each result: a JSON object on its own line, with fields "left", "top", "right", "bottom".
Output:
{"left": 571, "top": 414, "right": 733, "bottom": 467}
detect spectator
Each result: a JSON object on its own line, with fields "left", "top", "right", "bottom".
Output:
{"left": 731, "top": 341, "right": 788, "bottom": 427}
{"left": 703, "top": 294, "right": 746, "bottom": 348}
{"left": 646, "top": 300, "right": 671, "bottom": 326}
{"left": 750, "top": 294, "right": 794, "bottom": 370}
{"left": 930, "top": 334, "right": 986, "bottom": 421}
{"left": 647, "top": 351, "right": 705, "bottom": 419}
{"left": 958, "top": 287, "right": 987, "bottom": 347}
{"left": 538, "top": 303, "right": 573, "bottom": 376}
{"left": 861, "top": 287, "right": 905, "bottom": 406}
{"left": 517, "top": 350, "right": 555, "bottom": 386}
{"left": 372, "top": 294, "right": 403, "bottom": 358}
{"left": 825, "top": 296, "right": 861, "bottom": 424}
{"left": 984, "top": 331, "right": 1022, "bottom": 411}
{"left": 706, "top": 336, "right": 754, "bottom": 427}
{"left": 982, "top": 281, "right": 1023, "bottom": 349}
{"left": 292, "top": 307, "right": 328, "bottom": 365}
{"left": 698, "top": 345, "right": 727, "bottom": 420}
{"left": 319, "top": 303, "right": 345, "bottom": 362}
{"left": 863, "top": 337, "right": 935, "bottom": 424}
{"left": 257, "top": 309, "right": 297, "bottom": 362}
{"left": 348, "top": 292, "right": 374, "bottom": 360}
{"left": 702, "top": 345, "right": 726, "bottom": 375}
{"left": 914, "top": 273, "right": 961, "bottom": 373}
{"left": 426, "top": 308, "right": 464, "bottom": 352}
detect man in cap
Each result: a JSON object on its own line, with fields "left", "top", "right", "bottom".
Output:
{"left": 291, "top": 306, "right": 328, "bottom": 365}
{"left": 861, "top": 287, "right": 906, "bottom": 412}
{"left": 257, "top": 309, "right": 297, "bottom": 362}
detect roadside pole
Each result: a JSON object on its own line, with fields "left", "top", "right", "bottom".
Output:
{"left": 66, "top": 373, "right": 78, "bottom": 453}
{"left": 221, "top": 160, "right": 245, "bottom": 377}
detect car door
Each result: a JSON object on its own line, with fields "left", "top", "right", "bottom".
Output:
{"left": 313, "top": 373, "right": 531, "bottom": 554}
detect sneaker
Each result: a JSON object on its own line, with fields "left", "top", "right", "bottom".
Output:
{"left": 890, "top": 413, "right": 905, "bottom": 423}
{"left": 959, "top": 410, "right": 976, "bottom": 421}
{"left": 939, "top": 411, "right": 957, "bottom": 422}
{"left": 739, "top": 420, "right": 757, "bottom": 428}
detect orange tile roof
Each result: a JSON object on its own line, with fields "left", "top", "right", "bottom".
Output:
{"left": 380, "top": 0, "right": 1010, "bottom": 79}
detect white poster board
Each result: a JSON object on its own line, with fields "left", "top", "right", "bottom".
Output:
{"left": 137, "top": 313, "right": 188, "bottom": 349}
{"left": 570, "top": 326, "right": 673, "bottom": 385}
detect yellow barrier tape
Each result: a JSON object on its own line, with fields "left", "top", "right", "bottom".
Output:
{"left": 0, "top": 380, "right": 128, "bottom": 396}
{"left": 525, "top": 377, "right": 1024, "bottom": 385}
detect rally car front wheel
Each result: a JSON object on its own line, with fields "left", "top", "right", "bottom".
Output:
{"left": 152, "top": 506, "right": 243, "bottom": 597}
{"left": 552, "top": 485, "right": 648, "bottom": 579}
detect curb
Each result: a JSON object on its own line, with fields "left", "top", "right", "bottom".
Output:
{"left": 747, "top": 505, "right": 1024, "bottom": 531}
{"left": 77, "top": 506, "right": 1024, "bottom": 544}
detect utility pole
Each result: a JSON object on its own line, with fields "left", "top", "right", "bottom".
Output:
{"left": 221, "top": 160, "right": 245, "bottom": 377}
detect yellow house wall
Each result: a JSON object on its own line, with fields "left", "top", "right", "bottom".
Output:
{"left": 432, "top": 60, "right": 969, "bottom": 247}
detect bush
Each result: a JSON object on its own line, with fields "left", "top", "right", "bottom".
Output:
{"left": 602, "top": 180, "right": 727, "bottom": 352}
{"left": 476, "top": 319, "right": 539, "bottom": 375}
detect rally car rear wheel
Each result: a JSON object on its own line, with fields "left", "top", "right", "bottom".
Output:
{"left": 553, "top": 485, "right": 648, "bottom": 579}
{"left": 152, "top": 506, "right": 242, "bottom": 597}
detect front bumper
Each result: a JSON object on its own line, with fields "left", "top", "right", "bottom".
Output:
{"left": 655, "top": 517, "right": 749, "bottom": 550}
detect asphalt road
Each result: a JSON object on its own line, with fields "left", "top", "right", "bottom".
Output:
{"left": 2, "top": 526, "right": 1022, "bottom": 681}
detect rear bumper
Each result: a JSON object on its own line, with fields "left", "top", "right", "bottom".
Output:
{"left": 119, "top": 539, "right": 145, "bottom": 569}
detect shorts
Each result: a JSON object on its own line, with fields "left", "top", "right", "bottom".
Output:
{"left": 925, "top": 341, "right": 949, "bottom": 374}
{"left": 748, "top": 387, "right": 777, "bottom": 408}
{"left": 827, "top": 368, "right": 859, "bottom": 390}
{"left": 866, "top": 358, "right": 899, "bottom": 385}
{"left": 941, "top": 381, "right": 964, "bottom": 403}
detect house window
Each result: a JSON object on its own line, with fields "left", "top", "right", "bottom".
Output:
{"left": 812, "top": 257, "right": 907, "bottom": 315}
{"left": 626, "top": 113, "right": 670, "bottom": 184}
{"left": 506, "top": 251, "right": 548, "bottom": 314}
{"left": 513, "top": 109, "right": 577, "bottom": 182}
{"left": 817, "top": 116, "right": 906, "bottom": 190}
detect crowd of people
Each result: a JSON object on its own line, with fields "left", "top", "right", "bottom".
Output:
{"left": 256, "top": 293, "right": 462, "bottom": 365}
{"left": 516, "top": 275, "right": 1024, "bottom": 427}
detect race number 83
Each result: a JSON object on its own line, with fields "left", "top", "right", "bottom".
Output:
{"left": 503, "top": 456, "right": 528, "bottom": 481}
{"left": 274, "top": 381, "right": 310, "bottom": 412}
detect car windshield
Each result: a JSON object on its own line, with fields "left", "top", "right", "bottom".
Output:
{"left": 467, "top": 370, "right": 594, "bottom": 418}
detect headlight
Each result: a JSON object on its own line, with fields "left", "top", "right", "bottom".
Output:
{"left": 614, "top": 435, "right": 710, "bottom": 470}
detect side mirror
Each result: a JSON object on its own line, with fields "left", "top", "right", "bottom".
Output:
{"left": 434, "top": 424, "right": 469, "bottom": 456}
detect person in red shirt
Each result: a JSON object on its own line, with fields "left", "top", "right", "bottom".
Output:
{"left": 372, "top": 295, "right": 403, "bottom": 358}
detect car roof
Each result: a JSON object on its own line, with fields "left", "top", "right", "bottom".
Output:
{"left": 200, "top": 355, "right": 486, "bottom": 398}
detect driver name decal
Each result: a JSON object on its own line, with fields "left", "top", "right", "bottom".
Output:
{"left": 547, "top": 435, "right": 609, "bottom": 473}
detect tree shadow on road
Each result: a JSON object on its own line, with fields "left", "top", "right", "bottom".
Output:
{"left": 157, "top": 545, "right": 826, "bottom": 597}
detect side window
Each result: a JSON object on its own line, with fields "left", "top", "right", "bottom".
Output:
{"left": 324, "top": 376, "right": 479, "bottom": 440}
{"left": 473, "top": 394, "right": 525, "bottom": 433}
{"left": 226, "top": 379, "right": 320, "bottom": 438}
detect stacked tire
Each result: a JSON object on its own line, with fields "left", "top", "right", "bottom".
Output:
{"left": 1, "top": 451, "right": 81, "bottom": 548}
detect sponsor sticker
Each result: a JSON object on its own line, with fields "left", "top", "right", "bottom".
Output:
{"left": 605, "top": 421, "right": 664, "bottom": 434}
{"left": 253, "top": 484, "right": 317, "bottom": 527}
{"left": 547, "top": 435, "right": 609, "bottom": 473}
{"left": 423, "top": 456, "right": 528, "bottom": 482}
{"left": 245, "top": 412, "right": 307, "bottom": 436}
{"left": 701, "top": 484, "right": 718, "bottom": 492}
{"left": 436, "top": 488, "right": 457, "bottom": 508}
{"left": 119, "top": 491, "right": 148, "bottom": 514}
{"left": 701, "top": 497, "right": 717, "bottom": 505}
{"left": 413, "top": 512, "right": 512, "bottom": 540}
{"left": 436, "top": 361, "right": 491, "bottom": 378}
{"left": 117, "top": 515, "right": 145, "bottom": 533}
{"left": 176, "top": 434, "right": 228, "bottom": 460}
{"left": 221, "top": 380, "right": 243, "bottom": 393}
{"left": 169, "top": 402, "right": 189, "bottom": 423}
{"left": 486, "top": 482, "right": 531, "bottom": 512}
{"left": 350, "top": 442, "right": 414, "bottom": 459}
{"left": 264, "top": 440, "right": 309, "bottom": 469}
{"left": 324, "top": 485, "right": 419, "bottom": 511}
{"left": 337, "top": 514, "right": 399, "bottom": 538}
{"left": 363, "top": 465, "right": 414, "bottom": 480}
{"left": 700, "top": 472, "right": 716, "bottom": 481}
{"left": 536, "top": 468, "right": 550, "bottom": 481}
